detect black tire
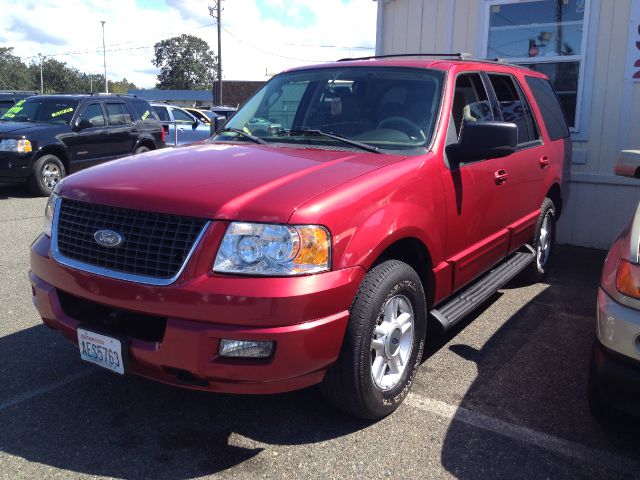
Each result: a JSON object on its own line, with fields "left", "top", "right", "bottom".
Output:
{"left": 321, "top": 260, "right": 427, "bottom": 419}
{"left": 134, "top": 145, "right": 150, "bottom": 155}
{"left": 28, "top": 154, "right": 65, "bottom": 196}
{"left": 523, "top": 197, "right": 556, "bottom": 282}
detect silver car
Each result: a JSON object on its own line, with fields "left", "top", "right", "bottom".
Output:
{"left": 151, "top": 103, "right": 212, "bottom": 146}
{"left": 589, "top": 150, "right": 640, "bottom": 419}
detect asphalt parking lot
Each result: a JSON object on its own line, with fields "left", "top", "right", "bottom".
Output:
{"left": 1, "top": 182, "right": 639, "bottom": 480}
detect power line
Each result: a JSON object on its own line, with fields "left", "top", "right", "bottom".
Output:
{"left": 220, "top": 25, "right": 327, "bottom": 62}
{"left": 21, "top": 22, "right": 217, "bottom": 61}
{"left": 283, "top": 43, "right": 374, "bottom": 50}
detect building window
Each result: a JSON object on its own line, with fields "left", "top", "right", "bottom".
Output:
{"left": 485, "top": 0, "right": 590, "bottom": 130}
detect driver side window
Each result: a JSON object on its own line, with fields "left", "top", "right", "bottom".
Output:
{"left": 451, "top": 73, "right": 493, "bottom": 137}
{"left": 171, "top": 107, "right": 195, "bottom": 124}
{"left": 79, "top": 103, "right": 106, "bottom": 127}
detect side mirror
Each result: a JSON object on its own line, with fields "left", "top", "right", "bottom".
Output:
{"left": 210, "top": 115, "right": 226, "bottom": 135}
{"left": 446, "top": 120, "right": 518, "bottom": 164}
{"left": 192, "top": 119, "right": 200, "bottom": 130}
{"left": 75, "top": 118, "right": 93, "bottom": 130}
{"left": 615, "top": 150, "right": 640, "bottom": 178}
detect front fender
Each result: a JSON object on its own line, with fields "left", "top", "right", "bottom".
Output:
{"left": 289, "top": 155, "right": 447, "bottom": 273}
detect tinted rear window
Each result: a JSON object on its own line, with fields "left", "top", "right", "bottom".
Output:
{"left": 0, "top": 100, "right": 14, "bottom": 116}
{"left": 153, "top": 106, "right": 170, "bottom": 122}
{"left": 525, "top": 76, "right": 570, "bottom": 141}
{"left": 130, "top": 99, "right": 158, "bottom": 121}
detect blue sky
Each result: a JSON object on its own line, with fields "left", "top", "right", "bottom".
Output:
{"left": 0, "top": 0, "right": 377, "bottom": 87}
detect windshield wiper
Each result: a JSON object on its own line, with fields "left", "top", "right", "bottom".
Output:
{"left": 217, "top": 127, "right": 267, "bottom": 145}
{"left": 281, "top": 128, "right": 381, "bottom": 154}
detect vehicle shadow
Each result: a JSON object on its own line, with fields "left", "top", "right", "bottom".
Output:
{"left": 438, "top": 246, "right": 640, "bottom": 478}
{"left": 0, "top": 183, "right": 35, "bottom": 199}
{"left": 0, "top": 324, "right": 369, "bottom": 479}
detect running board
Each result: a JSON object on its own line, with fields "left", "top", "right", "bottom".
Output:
{"left": 430, "top": 246, "right": 536, "bottom": 331}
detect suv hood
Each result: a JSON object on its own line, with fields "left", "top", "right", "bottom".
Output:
{"left": 58, "top": 143, "right": 405, "bottom": 222}
{"left": 0, "top": 121, "right": 64, "bottom": 136}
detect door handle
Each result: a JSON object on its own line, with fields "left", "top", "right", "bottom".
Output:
{"left": 539, "top": 155, "right": 550, "bottom": 169}
{"left": 494, "top": 169, "right": 508, "bottom": 185}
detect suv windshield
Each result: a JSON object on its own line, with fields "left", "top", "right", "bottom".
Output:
{"left": 214, "top": 66, "right": 444, "bottom": 153}
{"left": 0, "top": 98, "right": 79, "bottom": 125}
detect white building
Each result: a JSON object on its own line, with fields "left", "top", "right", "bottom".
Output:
{"left": 376, "top": 0, "right": 640, "bottom": 249}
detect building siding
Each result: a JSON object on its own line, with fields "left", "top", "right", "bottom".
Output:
{"left": 378, "top": 0, "right": 640, "bottom": 249}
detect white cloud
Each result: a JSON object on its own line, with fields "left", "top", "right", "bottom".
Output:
{"left": 0, "top": 0, "right": 377, "bottom": 89}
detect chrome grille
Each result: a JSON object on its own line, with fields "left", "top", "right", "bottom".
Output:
{"left": 55, "top": 198, "right": 208, "bottom": 280}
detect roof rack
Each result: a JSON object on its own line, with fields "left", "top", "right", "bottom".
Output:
{"left": 88, "top": 92, "right": 137, "bottom": 98}
{"left": 337, "top": 52, "right": 472, "bottom": 62}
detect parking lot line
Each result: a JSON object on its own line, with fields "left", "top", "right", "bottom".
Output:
{"left": 405, "top": 393, "right": 640, "bottom": 476}
{"left": 0, "top": 371, "right": 93, "bottom": 412}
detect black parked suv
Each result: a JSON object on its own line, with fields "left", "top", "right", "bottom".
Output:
{"left": 0, "top": 94, "right": 164, "bottom": 195}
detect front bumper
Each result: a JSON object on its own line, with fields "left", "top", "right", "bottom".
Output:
{"left": 0, "top": 151, "right": 32, "bottom": 182}
{"left": 30, "top": 233, "right": 364, "bottom": 394}
{"left": 591, "top": 341, "right": 640, "bottom": 416}
{"left": 593, "top": 288, "right": 640, "bottom": 415}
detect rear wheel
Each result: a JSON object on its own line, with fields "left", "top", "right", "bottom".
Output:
{"left": 321, "top": 260, "right": 427, "bottom": 419}
{"left": 28, "top": 154, "right": 65, "bottom": 196}
{"left": 134, "top": 145, "right": 150, "bottom": 155}
{"left": 524, "top": 197, "right": 556, "bottom": 282}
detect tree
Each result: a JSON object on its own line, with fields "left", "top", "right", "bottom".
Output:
{"left": 109, "top": 78, "right": 137, "bottom": 94}
{"left": 0, "top": 48, "right": 137, "bottom": 94}
{"left": 152, "top": 34, "right": 216, "bottom": 90}
{"left": 0, "top": 47, "right": 35, "bottom": 90}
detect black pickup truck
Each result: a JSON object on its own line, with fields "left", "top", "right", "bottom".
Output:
{"left": 0, "top": 94, "right": 164, "bottom": 195}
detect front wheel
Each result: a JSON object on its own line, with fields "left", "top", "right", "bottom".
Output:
{"left": 321, "top": 260, "right": 427, "bottom": 419}
{"left": 28, "top": 154, "right": 65, "bottom": 196}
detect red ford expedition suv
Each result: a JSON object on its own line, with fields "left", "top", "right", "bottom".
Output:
{"left": 29, "top": 55, "right": 570, "bottom": 419}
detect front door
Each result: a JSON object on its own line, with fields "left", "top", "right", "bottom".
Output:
{"left": 442, "top": 72, "right": 513, "bottom": 291}
{"left": 170, "top": 107, "right": 200, "bottom": 145}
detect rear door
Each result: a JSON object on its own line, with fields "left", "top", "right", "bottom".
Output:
{"left": 485, "top": 73, "right": 547, "bottom": 252}
{"left": 442, "top": 72, "right": 513, "bottom": 290}
{"left": 104, "top": 102, "right": 137, "bottom": 157}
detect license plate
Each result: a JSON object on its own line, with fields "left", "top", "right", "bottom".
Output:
{"left": 77, "top": 328, "right": 125, "bottom": 375}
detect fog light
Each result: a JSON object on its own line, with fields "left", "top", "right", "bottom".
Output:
{"left": 219, "top": 339, "right": 274, "bottom": 358}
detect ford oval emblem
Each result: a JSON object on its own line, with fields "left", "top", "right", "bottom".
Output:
{"left": 94, "top": 229, "right": 124, "bottom": 248}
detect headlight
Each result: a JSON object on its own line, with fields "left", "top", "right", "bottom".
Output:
{"left": 213, "top": 222, "right": 330, "bottom": 275}
{"left": 43, "top": 192, "right": 59, "bottom": 237}
{"left": 0, "top": 139, "right": 32, "bottom": 153}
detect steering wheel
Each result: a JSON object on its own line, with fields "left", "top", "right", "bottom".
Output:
{"left": 376, "top": 116, "right": 425, "bottom": 140}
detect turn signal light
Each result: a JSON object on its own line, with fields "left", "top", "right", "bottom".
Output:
{"left": 616, "top": 259, "right": 640, "bottom": 299}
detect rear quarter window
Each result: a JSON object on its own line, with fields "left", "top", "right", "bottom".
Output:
{"left": 130, "top": 99, "right": 159, "bottom": 121}
{"left": 153, "top": 106, "right": 170, "bottom": 122}
{"left": 525, "top": 76, "right": 570, "bottom": 141}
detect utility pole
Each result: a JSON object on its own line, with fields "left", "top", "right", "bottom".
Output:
{"left": 101, "top": 20, "right": 108, "bottom": 93}
{"left": 208, "top": 2, "right": 223, "bottom": 105}
{"left": 38, "top": 54, "right": 45, "bottom": 94}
